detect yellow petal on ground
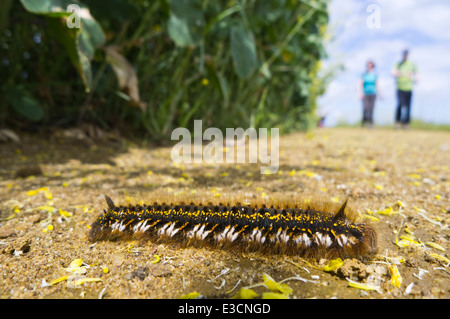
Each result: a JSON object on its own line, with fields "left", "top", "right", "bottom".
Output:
{"left": 376, "top": 206, "right": 396, "bottom": 216}
{"left": 389, "top": 265, "right": 402, "bottom": 288}
{"left": 403, "top": 227, "right": 414, "bottom": 235}
{"left": 59, "top": 209, "right": 73, "bottom": 218}
{"left": 304, "top": 171, "right": 317, "bottom": 178}
{"left": 74, "top": 278, "right": 103, "bottom": 285}
{"left": 103, "top": 267, "right": 109, "bottom": 274}
{"left": 364, "top": 214, "right": 380, "bottom": 222}
{"left": 427, "top": 253, "right": 450, "bottom": 264}
{"left": 262, "top": 292, "right": 288, "bottom": 299}
{"left": 69, "top": 259, "right": 83, "bottom": 268}
{"left": 27, "top": 190, "right": 40, "bottom": 196}
{"left": 179, "top": 292, "right": 201, "bottom": 299}
{"left": 49, "top": 276, "right": 69, "bottom": 285}
{"left": 262, "top": 274, "right": 293, "bottom": 295}
{"left": 35, "top": 205, "right": 56, "bottom": 213}
{"left": 321, "top": 258, "right": 343, "bottom": 272}
{"left": 396, "top": 200, "right": 406, "bottom": 208}
{"left": 232, "top": 288, "right": 259, "bottom": 299}
{"left": 150, "top": 254, "right": 161, "bottom": 264}
{"left": 425, "top": 242, "right": 445, "bottom": 252}
{"left": 346, "top": 278, "right": 380, "bottom": 291}
{"left": 398, "top": 234, "right": 422, "bottom": 247}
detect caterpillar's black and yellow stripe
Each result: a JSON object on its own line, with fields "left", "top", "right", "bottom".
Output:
{"left": 89, "top": 195, "right": 378, "bottom": 260}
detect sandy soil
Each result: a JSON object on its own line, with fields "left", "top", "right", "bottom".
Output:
{"left": 0, "top": 127, "right": 449, "bottom": 299}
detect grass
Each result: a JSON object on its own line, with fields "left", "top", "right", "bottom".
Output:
{"left": 335, "top": 119, "right": 450, "bottom": 132}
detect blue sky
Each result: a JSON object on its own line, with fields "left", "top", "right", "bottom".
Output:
{"left": 318, "top": 0, "right": 450, "bottom": 126}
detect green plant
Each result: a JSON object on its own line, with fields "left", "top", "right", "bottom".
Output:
{"left": 0, "top": 0, "right": 331, "bottom": 140}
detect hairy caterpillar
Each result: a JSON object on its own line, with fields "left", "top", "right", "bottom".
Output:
{"left": 89, "top": 195, "right": 378, "bottom": 260}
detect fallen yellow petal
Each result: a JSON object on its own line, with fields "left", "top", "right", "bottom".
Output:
{"left": 321, "top": 258, "right": 343, "bottom": 272}
{"left": 389, "top": 265, "right": 402, "bottom": 288}
{"left": 262, "top": 274, "right": 293, "bottom": 295}
{"left": 69, "top": 259, "right": 83, "bottom": 268}
{"left": 425, "top": 242, "right": 445, "bottom": 252}
{"left": 262, "top": 292, "right": 288, "bottom": 299}
{"left": 35, "top": 205, "right": 56, "bottom": 213}
{"left": 427, "top": 253, "right": 450, "bottom": 264}
{"left": 59, "top": 209, "right": 73, "bottom": 218}
{"left": 399, "top": 234, "right": 421, "bottom": 245}
{"left": 347, "top": 278, "right": 380, "bottom": 291}
{"left": 364, "top": 214, "right": 380, "bottom": 222}
{"left": 74, "top": 278, "right": 103, "bottom": 285}
{"left": 179, "top": 292, "right": 201, "bottom": 299}
{"left": 377, "top": 206, "right": 394, "bottom": 216}
{"left": 49, "top": 276, "right": 69, "bottom": 285}
{"left": 151, "top": 254, "right": 161, "bottom": 264}
{"left": 27, "top": 190, "right": 40, "bottom": 196}
{"left": 232, "top": 288, "right": 258, "bottom": 299}
{"left": 395, "top": 200, "right": 405, "bottom": 208}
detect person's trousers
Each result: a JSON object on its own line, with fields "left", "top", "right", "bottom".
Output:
{"left": 396, "top": 90, "right": 412, "bottom": 124}
{"left": 362, "top": 94, "right": 376, "bottom": 124}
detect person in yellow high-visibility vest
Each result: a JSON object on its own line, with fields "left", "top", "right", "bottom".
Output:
{"left": 392, "top": 49, "right": 418, "bottom": 129}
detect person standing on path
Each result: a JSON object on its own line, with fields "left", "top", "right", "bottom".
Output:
{"left": 358, "top": 60, "right": 380, "bottom": 128}
{"left": 392, "top": 49, "right": 418, "bottom": 129}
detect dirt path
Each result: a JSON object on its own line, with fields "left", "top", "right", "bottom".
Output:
{"left": 0, "top": 128, "right": 449, "bottom": 299}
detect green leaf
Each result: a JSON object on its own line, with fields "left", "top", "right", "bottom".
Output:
{"left": 230, "top": 22, "right": 258, "bottom": 79}
{"left": 167, "top": 0, "right": 204, "bottom": 47}
{"left": 19, "top": 0, "right": 105, "bottom": 91}
{"left": 167, "top": 14, "right": 194, "bottom": 47}
{"left": 7, "top": 89, "right": 44, "bottom": 122}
